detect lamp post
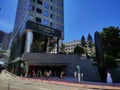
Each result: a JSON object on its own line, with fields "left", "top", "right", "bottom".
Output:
{"left": 77, "top": 65, "right": 81, "bottom": 83}
{"left": 81, "top": 73, "right": 83, "bottom": 84}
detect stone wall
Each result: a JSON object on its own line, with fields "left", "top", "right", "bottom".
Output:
{"left": 65, "top": 55, "right": 101, "bottom": 82}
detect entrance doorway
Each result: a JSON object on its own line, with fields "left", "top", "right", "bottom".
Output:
{"left": 28, "top": 65, "right": 67, "bottom": 77}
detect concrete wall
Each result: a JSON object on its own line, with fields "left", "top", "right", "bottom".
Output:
{"left": 64, "top": 55, "right": 101, "bottom": 82}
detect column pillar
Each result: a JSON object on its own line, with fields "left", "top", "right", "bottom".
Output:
{"left": 57, "top": 38, "right": 62, "bottom": 53}
{"left": 46, "top": 36, "right": 50, "bottom": 53}
{"left": 25, "top": 62, "right": 29, "bottom": 77}
{"left": 24, "top": 30, "right": 33, "bottom": 53}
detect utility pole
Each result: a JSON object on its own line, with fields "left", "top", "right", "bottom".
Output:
{"left": 77, "top": 65, "right": 81, "bottom": 83}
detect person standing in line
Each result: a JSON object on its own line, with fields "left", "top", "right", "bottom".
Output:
{"left": 49, "top": 70, "right": 52, "bottom": 79}
{"left": 37, "top": 70, "right": 43, "bottom": 81}
{"left": 60, "top": 71, "right": 63, "bottom": 79}
{"left": 32, "top": 69, "right": 36, "bottom": 80}
{"left": 74, "top": 71, "right": 77, "bottom": 79}
{"left": 40, "top": 70, "right": 43, "bottom": 81}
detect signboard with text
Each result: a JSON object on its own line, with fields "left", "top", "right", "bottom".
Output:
{"left": 26, "top": 21, "right": 61, "bottom": 38}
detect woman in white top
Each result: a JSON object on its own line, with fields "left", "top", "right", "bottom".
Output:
{"left": 106, "top": 72, "right": 113, "bottom": 83}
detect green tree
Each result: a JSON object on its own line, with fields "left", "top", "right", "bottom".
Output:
{"left": 31, "top": 40, "right": 44, "bottom": 52}
{"left": 74, "top": 46, "right": 84, "bottom": 55}
{"left": 87, "top": 33, "right": 93, "bottom": 48}
{"left": 48, "top": 44, "right": 55, "bottom": 53}
{"left": 81, "top": 35, "right": 86, "bottom": 47}
{"left": 61, "top": 43, "right": 65, "bottom": 53}
{"left": 100, "top": 26, "right": 120, "bottom": 58}
{"left": 0, "top": 50, "right": 7, "bottom": 58}
{"left": 0, "top": 50, "right": 3, "bottom": 58}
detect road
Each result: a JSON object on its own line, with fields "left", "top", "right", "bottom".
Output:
{"left": 0, "top": 70, "right": 92, "bottom": 90}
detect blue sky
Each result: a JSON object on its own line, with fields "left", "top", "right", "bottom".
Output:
{"left": 0, "top": 0, "right": 120, "bottom": 42}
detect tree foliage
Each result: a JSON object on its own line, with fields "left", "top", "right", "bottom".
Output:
{"left": 31, "top": 40, "right": 45, "bottom": 52}
{"left": 81, "top": 35, "right": 86, "bottom": 47}
{"left": 74, "top": 46, "right": 84, "bottom": 55}
{"left": 61, "top": 43, "right": 65, "bottom": 53}
{"left": 87, "top": 33, "right": 93, "bottom": 48}
{"left": 100, "top": 26, "right": 120, "bottom": 58}
{"left": 104, "top": 55, "right": 117, "bottom": 69}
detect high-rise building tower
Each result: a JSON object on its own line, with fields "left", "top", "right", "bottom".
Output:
{"left": 0, "top": 30, "right": 4, "bottom": 50}
{"left": 10, "top": 0, "right": 64, "bottom": 60}
{"left": 0, "top": 30, "right": 12, "bottom": 50}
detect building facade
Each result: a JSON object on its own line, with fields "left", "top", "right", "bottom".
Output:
{"left": 0, "top": 30, "right": 11, "bottom": 50}
{"left": 9, "top": 0, "right": 64, "bottom": 76}
{"left": 10, "top": 0, "right": 64, "bottom": 60}
{"left": 64, "top": 40, "right": 82, "bottom": 54}
{"left": 0, "top": 31, "right": 5, "bottom": 50}
{"left": 2, "top": 32, "right": 12, "bottom": 50}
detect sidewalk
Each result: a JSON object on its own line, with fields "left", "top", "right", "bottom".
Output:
{"left": 1, "top": 70, "right": 120, "bottom": 89}
{"left": 22, "top": 77, "right": 120, "bottom": 89}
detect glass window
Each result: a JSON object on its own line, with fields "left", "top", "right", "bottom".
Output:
{"left": 50, "top": 13, "right": 55, "bottom": 20}
{"left": 56, "top": 24, "right": 61, "bottom": 30}
{"left": 55, "top": 1, "right": 60, "bottom": 6}
{"left": 27, "top": 15, "right": 34, "bottom": 20}
{"left": 56, "top": 16, "right": 61, "bottom": 22}
{"left": 50, "top": 6, "right": 55, "bottom": 11}
{"left": 28, "top": 5, "right": 34, "bottom": 11}
{"left": 44, "top": 2, "right": 49, "bottom": 9}
{"left": 36, "top": 8, "right": 42, "bottom": 14}
{"left": 37, "top": 0, "right": 42, "bottom": 5}
{"left": 50, "top": 22, "right": 55, "bottom": 28}
{"left": 43, "top": 10, "right": 49, "bottom": 17}
{"left": 42, "top": 19, "right": 49, "bottom": 26}
{"left": 29, "top": 0, "right": 35, "bottom": 2}
{"left": 36, "top": 17, "right": 41, "bottom": 23}
{"left": 56, "top": 8, "right": 60, "bottom": 14}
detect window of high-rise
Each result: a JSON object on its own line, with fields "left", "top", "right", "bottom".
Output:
{"left": 37, "top": 0, "right": 42, "bottom": 5}
{"left": 42, "top": 19, "right": 49, "bottom": 26}
{"left": 44, "top": 2, "right": 49, "bottom": 9}
{"left": 36, "top": 17, "right": 41, "bottom": 23}
{"left": 43, "top": 10, "right": 49, "bottom": 17}
{"left": 36, "top": 8, "right": 42, "bottom": 14}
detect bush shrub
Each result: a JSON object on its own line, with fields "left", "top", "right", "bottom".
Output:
{"left": 104, "top": 55, "right": 117, "bottom": 69}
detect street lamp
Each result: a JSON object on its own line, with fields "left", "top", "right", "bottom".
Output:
{"left": 77, "top": 65, "right": 81, "bottom": 83}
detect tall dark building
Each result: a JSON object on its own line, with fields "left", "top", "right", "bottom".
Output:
{"left": 0, "top": 30, "right": 11, "bottom": 50}
{"left": 0, "top": 31, "right": 5, "bottom": 43}
{"left": 0, "top": 30, "right": 5, "bottom": 50}
{"left": 2, "top": 32, "right": 12, "bottom": 50}
{"left": 10, "top": 0, "right": 64, "bottom": 60}
{"left": 9, "top": 0, "right": 64, "bottom": 75}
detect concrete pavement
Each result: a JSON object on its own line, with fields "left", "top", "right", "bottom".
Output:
{"left": 22, "top": 76, "right": 120, "bottom": 89}
{"left": 0, "top": 70, "right": 91, "bottom": 90}
{"left": 2, "top": 71, "right": 120, "bottom": 90}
